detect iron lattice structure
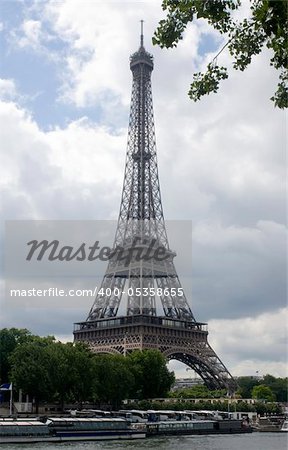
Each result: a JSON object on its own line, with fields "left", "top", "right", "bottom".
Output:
{"left": 74, "top": 30, "right": 237, "bottom": 393}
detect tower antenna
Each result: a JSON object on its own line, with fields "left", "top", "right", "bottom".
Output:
{"left": 140, "top": 19, "right": 144, "bottom": 47}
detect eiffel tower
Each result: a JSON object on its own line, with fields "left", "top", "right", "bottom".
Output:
{"left": 74, "top": 24, "right": 237, "bottom": 393}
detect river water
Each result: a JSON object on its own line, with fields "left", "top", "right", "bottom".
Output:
{"left": 1, "top": 434, "right": 287, "bottom": 450}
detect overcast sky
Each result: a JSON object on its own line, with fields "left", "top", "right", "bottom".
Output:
{"left": 0, "top": 0, "right": 286, "bottom": 379}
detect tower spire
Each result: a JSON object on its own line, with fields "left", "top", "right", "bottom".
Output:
{"left": 140, "top": 19, "right": 144, "bottom": 47}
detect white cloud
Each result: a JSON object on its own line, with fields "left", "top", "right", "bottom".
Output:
{"left": 46, "top": 117, "right": 125, "bottom": 187}
{"left": 9, "top": 17, "right": 60, "bottom": 63}
{"left": 0, "top": 79, "right": 17, "bottom": 100}
{"left": 21, "top": 20, "right": 42, "bottom": 47}
{"left": 0, "top": 97, "right": 124, "bottom": 220}
{"left": 9, "top": 19, "right": 43, "bottom": 51}
{"left": 209, "top": 307, "right": 288, "bottom": 378}
{"left": 39, "top": 1, "right": 217, "bottom": 109}
{"left": 42, "top": 1, "right": 140, "bottom": 106}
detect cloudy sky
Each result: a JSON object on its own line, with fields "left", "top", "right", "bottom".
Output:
{"left": 0, "top": 0, "right": 286, "bottom": 379}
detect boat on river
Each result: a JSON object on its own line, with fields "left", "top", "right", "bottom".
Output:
{"left": 145, "top": 419, "right": 252, "bottom": 436}
{"left": 117, "top": 409, "right": 252, "bottom": 435}
{"left": 252, "top": 416, "right": 285, "bottom": 432}
{"left": 0, "top": 417, "right": 146, "bottom": 443}
{"left": 0, "top": 409, "right": 254, "bottom": 444}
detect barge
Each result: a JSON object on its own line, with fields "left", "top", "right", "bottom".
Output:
{"left": 145, "top": 419, "right": 252, "bottom": 436}
{"left": 0, "top": 417, "right": 146, "bottom": 444}
{"left": 0, "top": 412, "right": 253, "bottom": 443}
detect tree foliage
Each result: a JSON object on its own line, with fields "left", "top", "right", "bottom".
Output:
{"left": 236, "top": 374, "right": 287, "bottom": 402}
{"left": 9, "top": 335, "right": 93, "bottom": 412}
{"left": 47, "top": 341, "right": 93, "bottom": 408}
{"left": 4, "top": 329, "right": 175, "bottom": 409}
{"left": 169, "top": 385, "right": 227, "bottom": 398}
{"left": 128, "top": 349, "right": 175, "bottom": 399}
{"left": 262, "top": 374, "right": 288, "bottom": 402}
{"left": 9, "top": 336, "right": 56, "bottom": 412}
{"left": 0, "top": 328, "right": 33, "bottom": 383}
{"left": 126, "top": 398, "right": 282, "bottom": 414}
{"left": 91, "top": 354, "right": 134, "bottom": 409}
{"left": 153, "top": 0, "right": 288, "bottom": 108}
{"left": 236, "top": 376, "right": 260, "bottom": 398}
{"left": 252, "top": 384, "right": 276, "bottom": 401}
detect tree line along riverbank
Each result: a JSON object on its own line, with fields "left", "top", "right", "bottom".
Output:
{"left": 0, "top": 328, "right": 287, "bottom": 413}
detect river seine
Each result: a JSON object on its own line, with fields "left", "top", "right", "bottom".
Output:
{"left": 1, "top": 433, "right": 287, "bottom": 450}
